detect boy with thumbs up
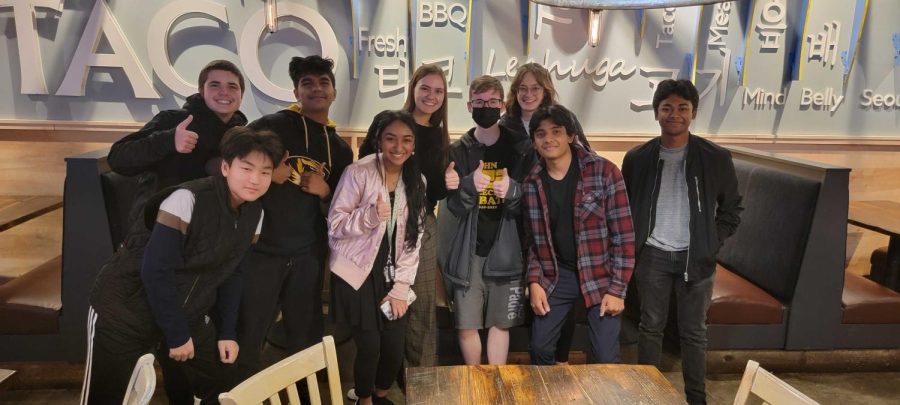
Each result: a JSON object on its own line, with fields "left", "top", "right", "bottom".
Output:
{"left": 107, "top": 60, "right": 248, "bottom": 234}
{"left": 441, "top": 75, "right": 534, "bottom": 365}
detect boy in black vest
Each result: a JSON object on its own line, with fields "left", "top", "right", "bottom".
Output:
{"left": 81, "top": 128, "right": 283, "bottom": 404}
{"left": 234, "top": 55, "right": 353, "bottom": 381}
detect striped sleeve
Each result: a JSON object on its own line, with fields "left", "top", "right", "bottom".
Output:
{"left": 157, "top": 189, "right": 195, "bottom": 233}
{"left": 143, "top": 188, "right": 196, "bottom": 348}
{"left": 141, "top": 189, "right": 194, "bottom": 348}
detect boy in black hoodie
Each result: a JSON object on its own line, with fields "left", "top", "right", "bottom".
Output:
{"left": 107, "top": 60, "right": 248, "bottom": 232}
{"left": 234, "top": 55, "right": 353, "bottom": 381}
{"left": 442, "top": 76, "right": 531, "bottom": 366}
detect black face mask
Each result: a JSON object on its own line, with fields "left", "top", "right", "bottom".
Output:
{"left": 472, "top": 107, "right": 501, "bottom": 128}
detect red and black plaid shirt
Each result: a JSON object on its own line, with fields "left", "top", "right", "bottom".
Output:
{"left": 523, "top": 145, "right": 636, "bottom": 307}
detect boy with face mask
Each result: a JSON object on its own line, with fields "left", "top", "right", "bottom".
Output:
{"left": 441, "top": 76, "right": 532, "bottom": 365}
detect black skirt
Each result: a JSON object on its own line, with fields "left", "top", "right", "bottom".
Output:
{"left": 331, "top": 226, "right": 396, "bottom": 331}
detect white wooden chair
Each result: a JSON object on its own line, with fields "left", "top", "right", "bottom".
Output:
{"left": 733, "top": 360, "right": 819, "bottom": 405}
{"left": 122, "top": 353, "right": 156, "bottom": 405}
{"left": 219, "top": 335, "right": 342, "bottom": 405}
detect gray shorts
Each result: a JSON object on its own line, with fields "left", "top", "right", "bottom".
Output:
{"left": 452, "top": 255, "right": 525, "bottom": 329}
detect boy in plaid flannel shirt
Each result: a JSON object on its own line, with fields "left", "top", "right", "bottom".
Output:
{"left": 522, "top": 105, "right": 636, "bottom": 364}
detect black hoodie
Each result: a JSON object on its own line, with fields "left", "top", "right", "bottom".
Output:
{"left": 247, "top": 109, "right": 353, "bottom": 256}
{"left": 107, "top": 93, "right": 248, "bottom": 229}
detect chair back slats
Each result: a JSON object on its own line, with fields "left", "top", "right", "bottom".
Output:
{"left": 753, "top": 369, "right": 819, "bottom": 404}
{"left": 123, "top": 353, "right": 156, "bottom": 405}
{"left": 307, "top": 373, "right": 322, "bottom": 405}
{"left": 733, "top": 360, "right": 819, "bottom": 405}
{"left": 323, "top": 335, "right": 343, "bottom": 403}
{"left": 285, "top": 383, "right": 302, "bottom": 405}
{"left": 219, "top": 336, "right": 342, "bottom": 405}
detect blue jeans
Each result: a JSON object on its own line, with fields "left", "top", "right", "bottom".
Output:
{"left": 636, "top": 246, "right": 714, "bottom": 405}
{"left": 530, "top": 269, "right": 621, "bottom": 365}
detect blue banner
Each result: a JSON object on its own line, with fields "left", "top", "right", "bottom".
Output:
{"left": 789, "top": 0, "right": 811, "bottom": 81}
{"left": 841, "top": 0, "right": 869, "bottom": 81}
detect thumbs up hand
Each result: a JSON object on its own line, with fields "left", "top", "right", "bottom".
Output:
{"left": 473, "top": 160, "right": 491, "bottom": 193}
{"left": 445, "top": 161, "right": 460, "bottom": 190}
{"left": 174, "top": 115, "right": 199, "bottom": 154}
{"left": 376, "top": 192, "right": 391, "bottom": 221}
{"left": 272, "top": 150, "right": 291, "bottom": 184}
{"left": 493, "top": 168, "right": 510, "bottom": 198}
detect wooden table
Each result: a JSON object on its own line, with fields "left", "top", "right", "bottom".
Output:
{"left": 407, "top": 364, "right": 684, "bottom": 404}
{"left": 0, "top": 368, "right": 15, "bottom": 388}
{"left": 0, "top": 195, "right": 63, "bottom": 232}
{"left": 849, "top": 200, "right": 900, "bottom": 291}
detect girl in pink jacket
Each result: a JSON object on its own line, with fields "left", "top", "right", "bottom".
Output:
{"left": 328, "top": 110, "right": 426, "bottom": 405}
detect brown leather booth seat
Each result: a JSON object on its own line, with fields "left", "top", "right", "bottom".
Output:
{"left": 709, "top": 264, "right": 785, "bottom": 324}
{"left": 842, "top": 273, "right": 900, "bottom": 324}
{"left": 0, "top": 256, "right": 61, "bottom": 334}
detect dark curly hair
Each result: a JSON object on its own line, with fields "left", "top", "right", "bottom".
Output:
{"left": 528, "top": 105, "right": 579, "bottom": 141}
{"left": 289, "top": 55, "right": 335, "bottom": 89}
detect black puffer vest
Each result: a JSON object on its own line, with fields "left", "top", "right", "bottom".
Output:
{"left": 89, "top": 176, "right": 262, "bottom": 341}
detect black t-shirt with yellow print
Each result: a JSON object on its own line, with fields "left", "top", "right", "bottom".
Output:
{"left": 475, "top": 129, "right": 517, "bottom": 257}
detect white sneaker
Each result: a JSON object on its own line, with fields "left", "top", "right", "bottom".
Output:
{"left": 347, "top": 388, "right": 359, "bottom": 401}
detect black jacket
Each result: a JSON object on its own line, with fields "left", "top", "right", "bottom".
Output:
{"left": 89, "top": 176, "right": 262, "bottom": 346}
{"left": 107, "top": 94, "right": 248, "bottom": 229}
{"left": 439, "top": 127, "right": 532, "bottom": 288}
{"left": 621, "top": 134, "right": 742, "bottom": 281}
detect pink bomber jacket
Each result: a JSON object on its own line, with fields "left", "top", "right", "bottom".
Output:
{"left": 327, "top": 153, "right": 425, "bottom": 300}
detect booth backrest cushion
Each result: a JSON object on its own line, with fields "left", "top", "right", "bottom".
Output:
{"left": 718, "top": 160, "right": 820, "bottom": 302}
{"left": 100, "top": 171, "right": 138, "bottom": 249}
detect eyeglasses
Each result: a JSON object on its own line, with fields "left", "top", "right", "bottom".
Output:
{"left": 470, "top": 98, "right": 503, "bottom": 108}
{"left": 517, "top": 86, "right": 544, "bottom": 96}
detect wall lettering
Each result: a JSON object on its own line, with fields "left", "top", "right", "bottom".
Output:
{"left": 756, "top": 0, "right": 786, "bottom": 51}
{"left": 800, "top": 87, "right": 844, "bottom": 112}
{"left": 418, "top": 2, "right": 467, "bottom": 30}
{"left": 860, "top": 89, "right": 900, "bottom": 109}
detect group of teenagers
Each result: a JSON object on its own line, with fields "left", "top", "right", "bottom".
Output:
{"left": 79, "top": 54, "right": 742, "bottom": 405}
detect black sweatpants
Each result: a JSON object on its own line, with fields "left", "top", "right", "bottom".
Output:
{"left": 352, "top": 315, "right": 409, "bottom": 398}
{"left": 81, "top": 307, "right": 231, "bottom": 405}
{"left": 235, "top": 249, "right": 324, "bottom": 382}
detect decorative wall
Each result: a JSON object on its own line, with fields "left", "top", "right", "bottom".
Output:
{"left": 0, "top": 0, "right": 897, "bottom": 137}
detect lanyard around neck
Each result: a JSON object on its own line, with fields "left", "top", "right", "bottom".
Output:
{"left": 380, "top": 155, "right": 402, "bottom": 257}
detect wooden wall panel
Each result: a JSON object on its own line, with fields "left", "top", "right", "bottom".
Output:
{"left": 2, "top": 133, "right": 898, "bottom": 278}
